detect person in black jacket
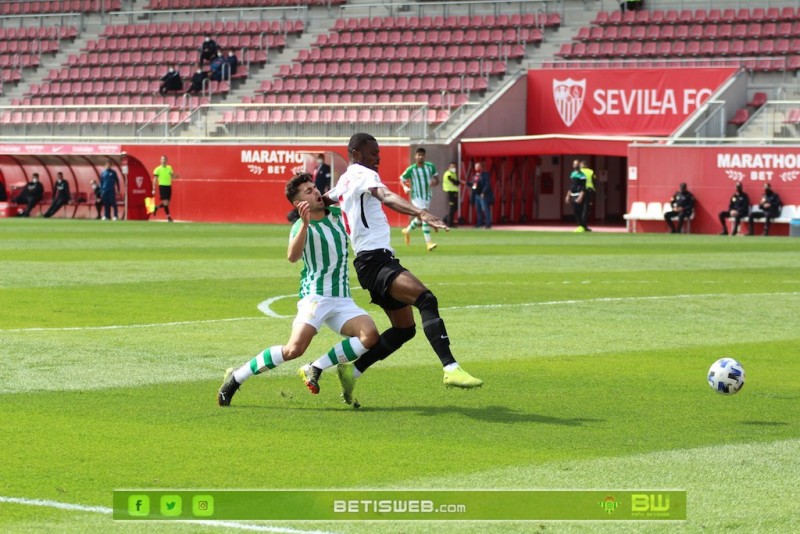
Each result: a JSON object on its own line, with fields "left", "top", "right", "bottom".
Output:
{"left": 313, "top": 153, "right": 331, "bottom": 194}
{"left": 44, "top": 172, "right": 71, "bottom": 218}
{"left": 90, "top": 179, "right": 102, "bottom": 219}
{"left": 13, "top": 173, "right": 44, "bottom": 217}
{"left": 747, "top": 183, "right": 783, "bottom": 236}
{"left": 718, "top": 182, "right": 750, "bottom": 236}
{"left": 185, "top": 68, "right": 208, "bottom": 95}
{"left": 225, "top": 50, "right": 238, "bottom": 77}
{"left": 564, "top": 159, "right": 587, "bottom": 232}
{"left": 664, "top": 182, "right": 695, "bottom": 234}
{"left": 198, "top": 36, "right": 218, "bottom": 67}
{"left": 159, "top": 66, "right": 183, "bottom": 95}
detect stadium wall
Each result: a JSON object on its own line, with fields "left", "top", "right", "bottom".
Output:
{"left": 628, "top": 145, "right": 800, "bottom": 235}
{"left": 0, "top": 143, "right": 412, "bottom": 224}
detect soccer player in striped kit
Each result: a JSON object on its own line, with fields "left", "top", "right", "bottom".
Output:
{"left": 400, "top": 147, "right": 440, "bottom": 251}
{"left": 217, "top": 173, "right": 380, "bottom": 406}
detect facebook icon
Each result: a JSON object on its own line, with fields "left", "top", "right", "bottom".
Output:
{"left": 128, "top": 495, "right": 150, "bottom": 516}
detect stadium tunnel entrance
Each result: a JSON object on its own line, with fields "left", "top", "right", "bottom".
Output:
{"left": 0, "top": 146, "right": 151, "bottom": 219}
{"left": 459, "top": 134, "right": 632, "bottom": 226}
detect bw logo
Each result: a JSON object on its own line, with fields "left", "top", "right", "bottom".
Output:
{"left": 631, "top": 493, "right": 670, "bottom": 513}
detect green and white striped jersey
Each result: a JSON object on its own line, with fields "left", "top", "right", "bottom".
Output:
{"left": 289, "top": 206, "right": 350, "bottom": 298}
{"left": 401, "top": 161, "right": 437, "bottom": 202}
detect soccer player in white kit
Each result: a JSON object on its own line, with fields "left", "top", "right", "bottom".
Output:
{"left": 327, "top": 133, "right": 483, "bottom": 405}
{"left": 217, "top": 173, "right": 380, "bottom": 406}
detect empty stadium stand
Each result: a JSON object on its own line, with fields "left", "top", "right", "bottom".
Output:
{"left": 147, "top": 0, "right": 344, "bottom": 8}
{"left": 0, "top": 0, "right": 121, "bottom": 15}
{"left": 0, "top": 0, "right": 562, "bottom": 136}
{"left": 221, "top": 11, "right": 559, "bottom": 132}
{"left": 556, "top": 6, "right": 800, "bottom": 72}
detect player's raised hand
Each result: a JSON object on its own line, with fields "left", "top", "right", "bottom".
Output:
{"left": 296, "top": 201, "right": 312, "bottom": 224}
{"left": 419, "top": 210, "right": 449, "bottom": 232}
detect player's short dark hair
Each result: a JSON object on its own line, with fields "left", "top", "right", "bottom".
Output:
{"left": 416, "top": 147, "right": 426, "bottom": 155}
{"left": 285, "top": 172, "right": 313, "bottom": 203}
{"left": 348, "top": 133, "right": 377, "bottom": 155}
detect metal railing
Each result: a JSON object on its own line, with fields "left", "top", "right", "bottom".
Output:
{"left": 0, "top": 102, "right": 437, "bottom": 142}
{"left": 338, "top": 0, "right": 561, "bottom": 20}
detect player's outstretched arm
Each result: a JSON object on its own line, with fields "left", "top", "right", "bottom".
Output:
{"left": 371, "top": 187, "right": 448, "bottom": 230}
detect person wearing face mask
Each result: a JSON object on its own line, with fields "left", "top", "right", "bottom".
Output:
{"left": 185, "top": 68, "right": 208, "bottom": 95}
{"left": 224, "top": 50, "right": 238, "bottom": 77}
{"left": 441, "top": 161, "right": 462, "bottom": 227}
{"left": 209, "top": 51, "right": 226, "bottom": 81}
{"left": 718, "top": 182, "right": 750, "bottom": 236}
{"left": 664, "top": 182, "right": 695, "bottom": 234}
{"left": 313, "top": 153, "right": 331, "bottom": 194}
{"left": 747, "top": 183, "right": 783, "bottom": 236}
{"left": 159, "top": 65, "right": 183, "bottom": 95}
{"left": 13, "top": 173, "right": 44, "bottom": 217}
{"left": 199, "top": 36, "right": 218, "bottom": 67}
{"left": 43, "top": 172, "right": 71, "bottom": 218}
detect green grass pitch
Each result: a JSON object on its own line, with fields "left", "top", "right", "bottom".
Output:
{"left": 1, "top": 219, "right": 799, "bottom": 533}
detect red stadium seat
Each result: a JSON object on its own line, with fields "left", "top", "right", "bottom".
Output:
{"left": 747, "top": 91, "right": 767, "bottom": 109}
{"left": 784, "top": 107, "right": 800, "bottom": 124}
{"left": 688, "top": 24, "right": 704, "bottom": 40}
{"left": 592, "top": 11, "right": 609, "bottom": 25}
{"left": 716, "top": 24, "right": 732, "bottom": 39}
{"left": 728, "top": 108, "right": 749, "bottom": 127}
{"left": 765, "top": 8, "right": 781, "bottom": 22}
{"left": 721, "top": 9, "right": 737, "bottom": 23}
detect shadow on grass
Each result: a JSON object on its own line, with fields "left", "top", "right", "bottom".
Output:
{"left": 361, "top": 405, "right": 604, "bottom": 426}
{"left": 229, "top": 403, "right": 604, "bottom": 426}
{"left": 740, "top": 421, "right": 789, "bottom": 426}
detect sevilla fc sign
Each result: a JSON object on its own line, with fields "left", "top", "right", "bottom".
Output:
{"left": 527, "top": 68, "right": 736, "bottom": 136}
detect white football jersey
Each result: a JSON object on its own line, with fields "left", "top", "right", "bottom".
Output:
{"left": 328, "top": 163, "right": 392, "bottom": 254}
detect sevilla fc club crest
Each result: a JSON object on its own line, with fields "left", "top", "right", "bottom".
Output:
{"left": 135, "top": 176, "right": 144, "bottom": 188}
{"left": 553, "top": 78, "right": 586, "bottom": 127}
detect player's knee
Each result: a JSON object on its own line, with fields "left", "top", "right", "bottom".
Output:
{"left": 282, "top": 343, "right": 305, "bottom": 361}
{"left": 394, "top": 325, "right": 416, "bottom": 345}
{"left": 414, "top": 290, "right": 438, "bottom": 312}
{"left": 360, "top": 329, "right": 380, "bottom": 350}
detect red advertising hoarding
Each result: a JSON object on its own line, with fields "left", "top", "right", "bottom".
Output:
{"left": 122, "top": 143, "right": 411, "bottom": 224}
{"left": 527, "top": 68, "right": 737, "bottom": 136}
{"left": 628, "top": 145, "right": 800, "bottom": 234}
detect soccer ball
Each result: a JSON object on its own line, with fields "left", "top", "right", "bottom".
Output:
{"left": 707, "top": 358, "right": 745, "bottom": 395}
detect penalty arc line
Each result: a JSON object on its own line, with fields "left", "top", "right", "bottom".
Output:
{"left": 2, "top": 292, "right": 798, "bottom": 333}
{"left": 0, "top": 496, "right": 340, "bottom": 534}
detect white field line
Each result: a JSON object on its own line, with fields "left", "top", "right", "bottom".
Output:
{"left": 2, "top": 291, "right": 798, "bottom": 333}
{"left": 0, "top": 496, "right": 339, "bottom": 534}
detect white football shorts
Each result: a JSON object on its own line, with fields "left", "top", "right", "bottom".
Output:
{"left": 411, "top": 198, "right": 430, "bottom": 210}
{"left": 293, "top": 294, "right": 369, "bottom": 334}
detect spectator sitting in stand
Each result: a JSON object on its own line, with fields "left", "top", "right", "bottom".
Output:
{"left": 184, "top": 68, "right": 208, "bottom": 95}
{"left": 159, "top": 66, "right": 183, "bottom": 96}
{"left": 199, "top": 36, "right": 218, "bottom": 67}
{"left": 225, "top": 50, "right": 238, "bottom": 77}
{"left": 209, "top": 52, "right": 226, "bottom": 82}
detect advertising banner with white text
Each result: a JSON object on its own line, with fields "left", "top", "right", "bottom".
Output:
{"left": 527, "top": 68, "right": 736, "bottom": 136}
